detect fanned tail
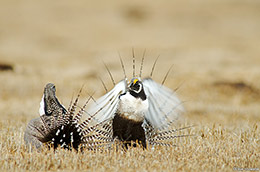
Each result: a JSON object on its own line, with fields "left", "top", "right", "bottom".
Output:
{"left": 145, "top": 122, "right": 194, "bottom": 148}
{"left": 37, "top": 85, "right": 114, "bottom": 151}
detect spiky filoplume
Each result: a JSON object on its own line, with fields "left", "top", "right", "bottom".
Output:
{"left": 24, "top": 83, "right": 113, "bottom": 151}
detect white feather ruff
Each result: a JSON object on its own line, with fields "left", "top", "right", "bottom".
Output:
{"left": 86, "top": 80, "right": 127, "bottom": 123}
{"left": 143, "top": 78, "right": 184, "bottom": 130}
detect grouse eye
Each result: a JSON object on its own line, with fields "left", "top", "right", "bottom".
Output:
{"left": 135, "top": 84, "right": 140, "bottom": 91}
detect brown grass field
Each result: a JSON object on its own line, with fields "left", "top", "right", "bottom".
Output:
{"left": 0, "top": 0, "right": 260, "bottom": 171}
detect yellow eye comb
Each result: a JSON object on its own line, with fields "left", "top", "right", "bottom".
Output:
{"left": 133, "top": 78, "right": 138, "bottom": 84}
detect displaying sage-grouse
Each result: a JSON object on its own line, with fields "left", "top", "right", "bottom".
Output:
{"left": 24, "top": 83, "right": 113, "bottom": 151}
{"left": 86, "top": 55, "right": 186, "bottom": 149}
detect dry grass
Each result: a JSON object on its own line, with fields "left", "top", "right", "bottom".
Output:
{"left": 0, "top": 121, "right": 259, "bottom": 171}
{"left": 0, "top": 0, "right": 260, "bottom": 171}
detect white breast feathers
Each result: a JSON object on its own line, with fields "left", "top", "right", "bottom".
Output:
{"left": 117, "top": 92, "right": 149, "bottom": 122}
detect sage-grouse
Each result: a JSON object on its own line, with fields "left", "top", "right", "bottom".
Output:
{"left": 86, "top": 54, "right": 188, "bottom": 149}
{"left": 24, "top": 83, "right": 113, "bottom": 150}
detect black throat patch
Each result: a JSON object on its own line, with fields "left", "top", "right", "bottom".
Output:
{"left": 129, "top": 89, "right": 146, "bottom": 101}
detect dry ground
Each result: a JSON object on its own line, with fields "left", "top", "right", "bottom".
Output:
{"left": 0, "top": 0, "right": 259, "bottom": 171}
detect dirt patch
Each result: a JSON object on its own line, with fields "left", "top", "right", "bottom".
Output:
{"left": 212, "top": 81, "right": 260, "bottom": 104}
{"left": 213, "top": 81, "right": 258, "bottom": 92}
{"left": 0, "top": 63, "right": 13, "bottom": 71}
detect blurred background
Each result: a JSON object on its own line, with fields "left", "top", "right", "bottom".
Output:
{"left": 0, "top": 0, "right": 259, "bottom": 126}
